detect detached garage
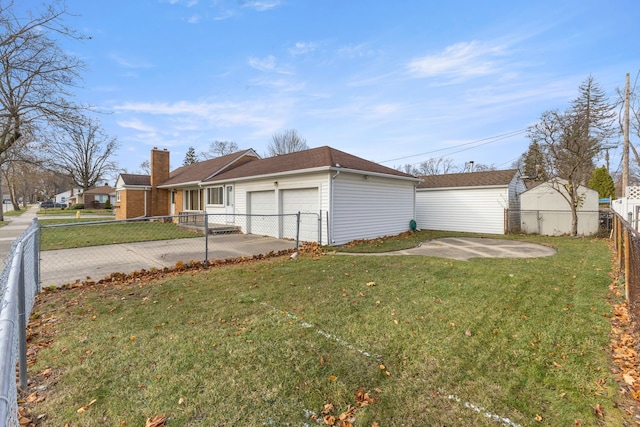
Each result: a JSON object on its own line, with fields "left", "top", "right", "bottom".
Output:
{"left": 415, "top": 169, "right": 525, "bottom": 235}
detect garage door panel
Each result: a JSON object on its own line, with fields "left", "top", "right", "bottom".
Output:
{"left": 282, "top": 188, "right": 318, "bottom": 242}
{"left": 248, "top": 191, "right": 276, "bottom": 237}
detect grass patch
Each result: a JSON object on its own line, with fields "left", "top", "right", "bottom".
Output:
{"left": 27, "top": 235, "right": 631, "bottom": 426}
{"left": 37, "top": 208, "right": 114, "bottom": 217}
{"left": 4, "top": 207, "right": 26, "bottom": 217}
{"left": 332, "top": 230, "right": 485, "bottom": 253}
{"left": 39, "top": 220, "right": 201, "bottom": 251}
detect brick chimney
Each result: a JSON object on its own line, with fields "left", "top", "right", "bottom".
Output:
{"left": 150, "top": 147, "right": 170, "bottom": 216}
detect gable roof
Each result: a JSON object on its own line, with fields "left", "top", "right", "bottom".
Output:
{"left": 160, "top": 149, "right": 259, "bottom": 187}
{"left": 83, "top": 185, "right": 115, "bottom": 195}
{"left": 119, "top": 174, "right": 151, "bottom": 187}
{"left": 203, "top": 146, "right": 416, "bottom": 183}
{"left": 417, "top": 169, "right": 519, "bottom": 189}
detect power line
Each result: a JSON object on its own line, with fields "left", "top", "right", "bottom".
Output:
{"left": 378, "top": 129, "right": 527, "bottom": 164}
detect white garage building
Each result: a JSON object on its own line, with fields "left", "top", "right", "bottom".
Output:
{"left": 415, "top": 169, "right": 525, "bottom": 235}
{"left": 158, "top": 146, "right": 419, "bottom": 245}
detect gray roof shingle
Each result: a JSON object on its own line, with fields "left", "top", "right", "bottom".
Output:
{"left": 417, "top": 169, "right": 519, "bottom": 189}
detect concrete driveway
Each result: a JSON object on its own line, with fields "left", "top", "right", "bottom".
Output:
{"left": 40, "top": 234, "right": 296, "bottom": 287}
{"left": 339, "top": 237, "right": 556, "bottom": 261}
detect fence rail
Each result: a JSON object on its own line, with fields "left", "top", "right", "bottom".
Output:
{"left": 0, "top": 220, "right": 40, "bottom": 427}
{"left": 612, "top": 212, "right": 640, "bottom": 321}
{"left": 38, "top": 212, "right": 316, "bottom": 288}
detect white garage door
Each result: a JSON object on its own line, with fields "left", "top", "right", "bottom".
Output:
{"left": 248, "top": 190, "right": 276, "bottom": 237}
{"left": 281, "top": 188, "right": 319, "bottom": 242}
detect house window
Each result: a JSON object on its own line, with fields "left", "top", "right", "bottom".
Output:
{"left": 226, "top": 186, "right": 233, "bottom": 207}
{"left": 96, "top": 194, "right": 108, "bottom": 203}
{"left": 185, "top": 189, "right": 200, "bottom": 210}
{"left": 206, "top": 187, "right": 224, "bottom": 205}
{"left": 116, "top": 191, "right": 121, "bottom": 202}
{"left": 171, "top": 191, "right": 175, "bottom": 204}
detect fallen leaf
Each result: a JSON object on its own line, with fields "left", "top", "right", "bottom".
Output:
{"left": 329, "top": 375, "right": 337, "bottom": 382}
{"left": 146, "top": 414, "right": 167, "bottom": 427}
{"left": 534, "top": 414, "right": 543, "bottom": 422}
{"left": 366, "top": 282, "right": 376, "bottom": 287}
{"left": 593, "top": 404, "right": 604, "bottom": 418}
{"left": 77, "top": 399, "right": 97, "bottom": 413}
{"left": 624, "top": 373, "right": 636, "bottom": 385}
{"left": 465, "top": 330, "right": 472, "bottom": 336}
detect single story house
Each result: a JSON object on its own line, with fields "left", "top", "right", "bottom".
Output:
{"left": 520, "top": 178, "right": 599, "bottom": 236}
{"left": 80, "top": 183, "right": 116, "bottom": 209}
{"left": 115, "top": 147, "right": 419, "bottom": 245}
{"left": 415, "top": 169, "right": 525, "bottom": 234}
{"left": 55, "top": 188, "right": 81, "bottom": 207}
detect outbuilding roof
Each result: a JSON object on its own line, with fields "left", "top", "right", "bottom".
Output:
{"left": 417, "top": 169, "right": 519, "bottom": 189}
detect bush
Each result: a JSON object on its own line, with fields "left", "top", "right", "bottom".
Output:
{"left": 72, "top": 204, "right": 84, "bottom": 210}
{"left": 104, "top": 199, "right": 112, "bottom": 209}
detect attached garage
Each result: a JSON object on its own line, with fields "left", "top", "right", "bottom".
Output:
{"left": 281, "top": 188, "right": 319, "bottom": 242}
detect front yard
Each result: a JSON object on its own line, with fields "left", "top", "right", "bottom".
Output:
{"left": 24, "top": 234, "right": 636, "bottom": 426}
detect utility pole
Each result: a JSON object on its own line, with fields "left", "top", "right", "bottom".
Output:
{"left": 623, "top": 72, "right": 630, "bottom": 196}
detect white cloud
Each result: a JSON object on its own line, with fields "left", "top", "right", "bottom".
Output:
{"left": 108, "top": 53, "right": 153, "bottom": 69}
{"left": 289, "top": 42, "right": 316, "bottom": 56}
{"left": 240, "top": 1, "right": 282, "bottom": 11}
{"left": 117, "top": 118, "right": 158, "bottom": 133}
{"left": 407, "top": 40, "right": 507, "bottom": 80}
{"left": 248, "top": 55, "right": 276, "bottom": 71}
{"left": 248, "top": 55, "right": 292, "bottom": 74}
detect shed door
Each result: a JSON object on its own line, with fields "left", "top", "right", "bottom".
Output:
{"left": 281, "top": 188, "right": 319, "bottom": 242}
{"left": 247, "top": 190, "right": 276, "bottom": 237}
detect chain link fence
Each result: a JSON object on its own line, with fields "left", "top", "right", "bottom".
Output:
{"left": 612, "top": 212, "right": 640, "bottom": 322}
{"left": 507, "top": 209, "right": 610, "bottom": 236}
{"left": 0, "top": 220, "right": 40, "bottom": 427}
{"left": 39, "top": 212, "right": 310, "bottom": 287}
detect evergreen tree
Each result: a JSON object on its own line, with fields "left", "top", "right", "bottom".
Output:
{"left": 183, "top": 146, "right": 198, "bottom": 166}
{"left": 588, "top": 166, "right": 615, "bottom": 199}
{"left": 522, "top": 141, "right": 547, "bottom": 181}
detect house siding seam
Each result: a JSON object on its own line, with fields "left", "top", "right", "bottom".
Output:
{"left": 332, "top": 174, "right": 415, "bottom": 245}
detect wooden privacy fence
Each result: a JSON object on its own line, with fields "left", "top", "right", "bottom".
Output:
{"left": 612, "top": 212, "right": 640, "bottom": 320}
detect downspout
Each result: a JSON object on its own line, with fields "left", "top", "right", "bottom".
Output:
{"left": 144, "top": 189, "right": 148, "bottom": 217}
{"left": 329, "top": 170, "right": 340, "bottom": 244}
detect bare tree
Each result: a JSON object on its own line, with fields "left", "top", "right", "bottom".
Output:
{"left": 0, "top": 1, "right": 85, "bottom": 156}
{"left": 46, "top": 119, "right": 118, "bottom": 191}
{"left": 416, "top": 158, "right": 458, "bottom": 175}
{"left": 527, "top": 76, "right": 615, "bottom": 235}
{"left": 266, "top": 129, "right": 309, "bottom": 157}
{"left": 138, "top": 160, "right": 150, "bottom": 175}
{"left": 200, "top": 140, "right": 239, "bottom": 159}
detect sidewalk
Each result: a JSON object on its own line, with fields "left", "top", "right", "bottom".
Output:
{"left": 0, "top": 205, "right": 39, "bottom": 266}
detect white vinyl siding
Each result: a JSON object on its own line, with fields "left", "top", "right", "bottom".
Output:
{"left": 416, "top": 187, "right": 509, "bottom": 235}
{"left": 332, "top": 174, "right": 415, "bottom": 245}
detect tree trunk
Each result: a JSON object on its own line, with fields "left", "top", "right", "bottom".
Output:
{"left": 571, "top": 205, "right": 579, "bottom": 236}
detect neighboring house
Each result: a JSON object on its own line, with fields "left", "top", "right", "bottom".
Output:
{"left": 115, "top": 146, "right": 419, "bottom": 245}
{"left": 81, "top": 183, "right": 116, "bottom": 209}
{"left": 55, "top": 188, "right": 81, "bottom": 207}
{"left": 415, "top": 169, "right": 525, "bottom": 235}
{"left": 114, "top": 174, "right": 152, "bottom": 218}
{"left": 520, "top": 178, "right": 599, "bottom": 236}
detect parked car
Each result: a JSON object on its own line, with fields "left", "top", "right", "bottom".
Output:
{"left": 40, "top": 201, "right": 66, "bottom": 209}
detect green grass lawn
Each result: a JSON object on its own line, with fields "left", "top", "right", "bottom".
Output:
{"left": 25, "top": 234, "right": 632, "bottom": 426}
{"left": 39, "top": 220, "right": 201, "bottom": 251}
{"left": 37, "top": 208, "right": 114, "bottom": 216}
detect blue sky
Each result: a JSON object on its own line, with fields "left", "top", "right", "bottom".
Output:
{"left": 50, "top": 0, "right": 639, "bottom": 175}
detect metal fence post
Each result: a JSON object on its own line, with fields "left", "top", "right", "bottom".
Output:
{"left": 204, "top": 212, "right": 209, "bottom": 265}
{"left": 32, "top": 218, "right": 40, "bottom": 291}
{"left": 296, "top": 212, "right": 300, "bottom": 250}
{"left": 17, "top": 254, "right": 27, "bottom": 392}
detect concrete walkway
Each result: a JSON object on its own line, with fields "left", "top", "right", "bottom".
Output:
{"left": 338, "top": 237, "right": 557, "bottom": 261}
{"left": 0, "top": 205, "right": 39, "bottom": 265}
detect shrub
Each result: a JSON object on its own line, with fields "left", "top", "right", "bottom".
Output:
{"left": 104, "top": 199, "right": 112, "bottom": 209}
{"left": 72, "top": 204, "right": 84, "bottom": 210}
